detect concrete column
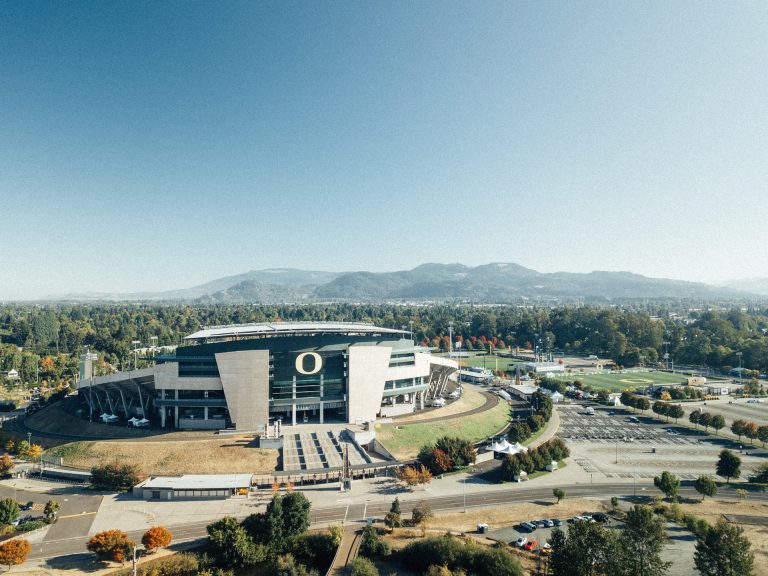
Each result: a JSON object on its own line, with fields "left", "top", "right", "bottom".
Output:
{"left": 174, "top": 389, "right": 179, "bottom": 429}
{"left": 320, "top": 401, "right": 324, "bottom": 424}
{"left": 320, "top": 375, "right": 324, "bottom": 398}
{"left": 160, "top": 389, "right": 166, "bottom": 427}
{"left": 204, "top": 406, "right": 209, "bottom": 420}
{"left": 292, "top": 404, "right": 297, "bottom": 426}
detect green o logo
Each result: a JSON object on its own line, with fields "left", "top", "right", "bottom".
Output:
{"left": 295, "top": 352, "right": 322, "bottom": 375}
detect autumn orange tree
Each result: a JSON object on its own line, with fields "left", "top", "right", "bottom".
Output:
{"left": 0, "top": 454, "right": 15, "bottom": 476}
{"left": 0, "top": 538, "right": 30, "bottom": 568}
{"left": 86, "top": 530, "right": 134, "bottom": 562}
{"left": 23, "top": 444, "right": 43, "bottom": 460}
{"left": 141, "top": 526, "right": 172, "bottom": 552}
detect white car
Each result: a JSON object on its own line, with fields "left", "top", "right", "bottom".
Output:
{"left": 431, "top": 398, "right": 446, "bottom": 408}
{"left": 513, "top": 537, "right": 528, "bottom": 548}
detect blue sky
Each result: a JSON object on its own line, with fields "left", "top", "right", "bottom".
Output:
{"left": 1, "top": 1, "right": 766, "bottom": 298}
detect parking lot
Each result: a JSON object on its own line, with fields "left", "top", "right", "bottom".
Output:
{"left": 558, "top": 405, "right": 701, "bottom": 446}
{"left": 557, "top": 404, "right": 765, "bottom": 480}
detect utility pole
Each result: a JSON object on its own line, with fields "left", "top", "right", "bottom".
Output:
{"left": 448, "top": 321, "right": 453, "bottom": 357}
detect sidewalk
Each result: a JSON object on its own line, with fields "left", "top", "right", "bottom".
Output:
{"left": 528, "top": 406, "right": 561, "bottom": 449}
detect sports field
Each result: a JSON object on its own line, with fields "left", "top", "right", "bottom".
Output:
{"left": 548, "top": 370, "right": 686, "bottom": 391}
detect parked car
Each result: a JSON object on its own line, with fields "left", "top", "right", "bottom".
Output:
{"left": 513, "top": 537, "right": 528, "bottom": 548}
{"left": 540, "top": 543, "right": 552, "bottom": 555}
{"left": 19, "top": 501, "right": 33, "bottom": 511}
{"left": 519, "top": 521, "right": 536, "bottom": 532}
{"left": 523, "top": 540, "right": 538, "bottom": 551}
{"left": 533, "top": 519, "right": 547, "bottom": 528}
{"left": 544, "top": 519, "right": 555, "bottom": 527}
{"left": 592, "top": 513, "right": 610, "bottom": 523}
{"left": 551, "top": 518, "right": 563, "bottom": 526}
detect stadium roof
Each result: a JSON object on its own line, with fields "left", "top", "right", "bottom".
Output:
{"left": 185, "top": 321, "right": 407, "bottom": 341}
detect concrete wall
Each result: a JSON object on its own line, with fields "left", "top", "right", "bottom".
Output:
{"left": 216, "top": 349, "right": 270, "bottom": 430}
{"left": 347, "top": 345, "right": 391, "bottom": 424}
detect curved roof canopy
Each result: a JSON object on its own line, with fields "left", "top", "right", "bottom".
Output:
{"left": 185, "top": 321, "right": 407, "bottom": 342}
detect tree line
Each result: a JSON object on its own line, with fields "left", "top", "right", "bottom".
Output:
{"left": 1, "top": 303, "right": 767, "bottom": 387}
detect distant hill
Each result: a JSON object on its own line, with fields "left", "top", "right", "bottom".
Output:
{"left": 720, "top": 278, "right": 768, "bottom": 296}
{"left": 48, "top": 263, "right": 758, "bottom": 303}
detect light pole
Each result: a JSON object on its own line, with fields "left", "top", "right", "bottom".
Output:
{"left": 737, "top": 352, "right": 743, "bottom": 388}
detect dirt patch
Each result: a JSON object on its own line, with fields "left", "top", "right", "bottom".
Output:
{"left": 47, "top": 437, "right": 278, "bottom": 475}
{"left": 424, "top": 498, "right": 607, "bottom": 533}
{"left": 678, "top": 499, "right": 768, "bottom": 575}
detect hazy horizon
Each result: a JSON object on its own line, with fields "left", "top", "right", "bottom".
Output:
{"left": 2, "top": 2, "right": 767, "bottom": 299}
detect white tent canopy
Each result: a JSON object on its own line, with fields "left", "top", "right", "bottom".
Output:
{"left": 488, "top": 439, "right": 529, "bottom": 456}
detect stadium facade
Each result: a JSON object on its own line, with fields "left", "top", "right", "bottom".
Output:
{"left": 77, "top": 322, "right": 457, "bottom": 431}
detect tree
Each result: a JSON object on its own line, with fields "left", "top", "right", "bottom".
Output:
{"left": 15, "top": 441, "right": 29, "bottom": 456}
{"left": 699, "top": 412, "right": 713, "bottom": 432}
{"left": 385, "top": 498, "right": 402, "bottom": 529}
{"left": 710, "top": 414, "right": 725, "bottom": 436}
{"left": 757, "top": 425, "right": 768, "bottom": 447}
{"left": 689, "top": 409, "right": 701, "bottom": 429}
{"left": 501, "top": 455, "right": 522, "bottom": 482}
{"left": 550, "top": 521, "right": 620, "bottom": 576}
{"left": 91, "top": 462, "right": 144, "bottom": 491}
{"left": 4, "top": 440, "right": 14, "bottom": 453}
{"left": 731, "top": 419, "right": 747, "bottom": 441}
{"left": 653, "top": 471, "right": 681, "bottom": 502}
{"left": 694, "top": 518, "right": 754, "bottom": 576}
{"left": 349, "top": 557, "right": 380, "bottom": 576}
{"left": 86, "top": 530, "right": 134, "bottom": 562}
{"left": 281, "top": 491, "right": 311, "bottom": 538}
{"left": 652, "top": 401, "right": 667, "bottom": 420}
{"left": 412, "top": 501, "right": 433, "bottom": 525}
{"left": 617, "top": 504, "right": 671, "bottom": 576}
{"left": 694, "top": 476, "right": 718, "bottom": 501}
{"left": 141, "top": 526, "right": 172, "bottom": 552}
{"left": 553, "top": 488, "right": 566, "bottom": 503}
{"left": 206, "top": 517, "right": 263, "bottom": 568}
{"left": 0, "top": 454, "right": 15, "bottom": 476}
{"left": 0, "top": 498, "right": 19, "bottom": 526}
{"left": 716, "top": 449, "right": 741, "bottom": 483}
{"left": 395, "top": 465, "right": 420, "bottom": 486}
{"left": 265, "top": 494, "right": 286, "bottom": 556}
{"left": 23, "top": 444, "right": 43, "bottom": 460}
{"left": 744, "top": 421, "right": 758, "bottom": 445}
{"left": 620, "top": 391, "right": 636, "bottom": 409}
{"left": 0, "top": 538, "right": 30, "bottom": 569}
{"left": 43, "top": 499, "right": 60, "bottom": 524}
{"left": 668, "top": 404, "right": 685, "bottom": 423}
{"left": 636, "top": 397, "right": 651, "bottom": 413}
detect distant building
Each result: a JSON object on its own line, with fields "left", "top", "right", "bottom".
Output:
{"left": 523, "top": 362, "right": 565, "bottom": 374}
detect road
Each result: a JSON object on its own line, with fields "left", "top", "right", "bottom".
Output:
{"left": 21, "top": 480, "right": 768, "bottom": 561}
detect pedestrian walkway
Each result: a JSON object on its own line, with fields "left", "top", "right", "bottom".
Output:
{"left": 326, "top": 527, "right": 361, "bottom": 576}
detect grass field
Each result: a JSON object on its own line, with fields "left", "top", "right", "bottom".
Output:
{"left": 548, "top": 370, "right": 687, "bottom": 391}
{"left": 375, "top": 397, "right": 511, "bottom": 460}
{"left": 461, "top": 356, "right": 521, "bottom": 372}
{"left": 46, "top": 437, "right": 279, "bottom": 475}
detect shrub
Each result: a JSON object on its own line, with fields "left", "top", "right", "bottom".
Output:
{"left": 0, "top": 538, "right": 30, "bottom": 568}
{"left": 293, "top": 531, "right": 337, "bottom": 567}
{"left": 401, "top": 534, "right": 522, "bottom": 575}
{"left": 349, "top": 557, "right": 379, "bottom": 576}
{"left": 359, "top": 525, "right": 391, "bottom": 558}
{"left": 91, "top": 462, "right": 144, "bottom": 491}
{"left": 412, "top": 501, "right": 433, "bottom": 525}
{"left": 15, "top": 520, "right": 45, "bottom": 532}
{"left": 111, "top": 552, "right": 200, "bottom": 576}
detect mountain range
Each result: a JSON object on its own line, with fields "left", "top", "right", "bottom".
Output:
{"left": 47, "top": 264, "right": 764, "bottom": 303}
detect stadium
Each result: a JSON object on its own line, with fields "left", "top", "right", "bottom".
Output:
{"left": 76, "top": 322, "right": 457, "bottom": 431}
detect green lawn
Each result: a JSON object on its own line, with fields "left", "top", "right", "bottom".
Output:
{"left": 548, "top": 370, "right": 687, "bottom": 391}
{"left": 375, "top": 398, "right": 512, "bottom": 460}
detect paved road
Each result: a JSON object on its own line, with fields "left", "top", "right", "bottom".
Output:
{"left": 23, "top": 480, "right": 768, "bottom": 561}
